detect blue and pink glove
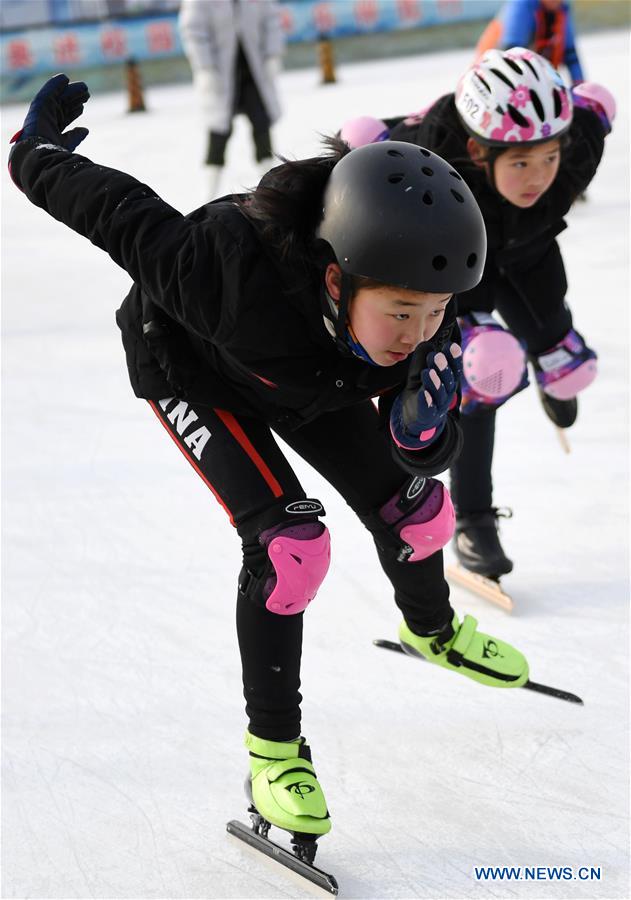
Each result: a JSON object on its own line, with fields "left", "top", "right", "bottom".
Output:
{"left": 390, "top": 343, "right": 463, "bottom": 451}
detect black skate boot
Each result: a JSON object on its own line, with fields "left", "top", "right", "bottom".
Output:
{"left": 536, "top": 386, "right": 578, "bottom": 429}
{"left": 454, "top": 509, "right": 513, "bottom": 578}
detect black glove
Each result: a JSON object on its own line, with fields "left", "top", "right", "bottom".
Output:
{"left": 9, "top": 73, "right": 90, "bottom": 188}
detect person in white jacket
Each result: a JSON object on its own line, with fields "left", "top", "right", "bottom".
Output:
{"left": 179, "top": 0, "right": 285, "bottom": 196}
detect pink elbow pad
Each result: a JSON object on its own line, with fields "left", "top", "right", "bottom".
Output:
{"left": 340, "top": 116, "right": 390, "bottom": 149}
{"left": 573, "top": 82, "right": 616, "bottom": 125}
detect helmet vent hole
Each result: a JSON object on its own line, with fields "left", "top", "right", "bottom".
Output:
{"left": 553, "top": 88, "right": 563, "bottom": 118}
{"left": 419, "top": 147, "right": 431, "bottom": 157}
{"left": 451, "top": 190, "right": 464, "bottom": 203}
{"left": 530, "top": 89, "right": 545, "bottom": 122}
{"left": 508, "top": 104, "right": 529, "bottom": 127}
{"left": 466, "top": 253, "right": 478, "bottom": 268}
{"left": 490, "top": 67, "right": 515, "bottom": 89}
{"left": 477, "top": 74, "right": 492, "bottom": 93}
{"left": 387, "top": 149, "right": 404, "bottom": 157}
{"left": 504, "top": 58, "right": 524, "bottom": 75}
{"left": 449, "top": 170, "right": 462, "bottom": 181}
{"left": 388, "top": 173, "right": 405, "bottom": 184}
{"left": 432, "top": 255, "right": 447, "bottom": 271}
{"left": 523, "top": 57, "right": 539, "bottom": 80}
{"left": 422, "top": 191, "right": 433, "bottom": 205}
{"left": 421, "top": 166, "right": 434, "bottom": 176}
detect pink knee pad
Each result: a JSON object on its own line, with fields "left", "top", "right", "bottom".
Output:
{"left": 461, "top": 313, "right": 527, "bottom": 406}
{"left": 262, "top": 522, "right": 331, "bottom": 615}
{"left": 398, "top": 481, "right": 455, "bottom": 562}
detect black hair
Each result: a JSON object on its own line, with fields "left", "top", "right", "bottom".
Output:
{"left": 239, "top": 135, "right": 351, "bottom": 264}
{"left": 240, "top": 137, "right": 413, "bottom": 309}
{"left": 456, "top": 130, "right": 570, "bottom": 193}
{"left": 474, "top": 131, "right": 570, "bottom": 164}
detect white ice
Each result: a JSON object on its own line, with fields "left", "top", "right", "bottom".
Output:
{"left": 2, "top": 30, "right": 629, "bottom": 900}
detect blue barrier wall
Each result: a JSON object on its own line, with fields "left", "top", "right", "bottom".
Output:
{"left": 1, "top": 1, "right": 502, "bottom": 77}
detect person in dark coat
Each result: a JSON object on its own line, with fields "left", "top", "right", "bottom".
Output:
{"left": 8, "top": 74, "right": 530, "bottom": 845}
{"left": 383, "top": 47, "right": 615, "bottom": 578}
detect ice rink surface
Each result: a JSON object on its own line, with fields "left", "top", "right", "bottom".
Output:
{"left": 2, "top": 29, "right": 629, "bottom": 900}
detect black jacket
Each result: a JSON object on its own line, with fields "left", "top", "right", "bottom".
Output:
{"left": 389, "top": 97, "right": 605, "bottom": 318}
{"left": 12, "top": 141, "right": 463, "bottom": 476}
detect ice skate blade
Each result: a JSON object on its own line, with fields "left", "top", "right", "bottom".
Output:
{"left": 446, "top": 564, "right": 514, "bottom": 611}
{"left": 555, "top": 427, "right": 571, "bottom": 454}
{"left": 227, "top": 819, "right": 338, "bottom": 894}
{"left": 373, "top": 640, "right": 584, "bottom": 704}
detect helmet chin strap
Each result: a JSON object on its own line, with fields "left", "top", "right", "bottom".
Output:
{"left": 321, "top": 271, "right": 352, "bottom": 354}
{"left": 333, "top": 271, "right": 353, "bottom": 345}
{"left": 321, "top": 272, "right": 378, "bottom": 365}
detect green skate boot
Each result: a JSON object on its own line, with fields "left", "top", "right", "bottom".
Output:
{"left": 245, "top": 732, "right": 331, "bottom": 847}
{"left": 399, "top": 614, "right": 529, "bottom": 688}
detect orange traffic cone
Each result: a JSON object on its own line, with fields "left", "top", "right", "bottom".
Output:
{"left": 317, "top": 35, "right": 336, "bottom": 85}
{"left": 126, "top": 58, "right": 146, "bottom": 113}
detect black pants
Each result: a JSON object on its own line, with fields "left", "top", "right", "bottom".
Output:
{"left": 452, "top": 272, "right": 573, "bottom": 513}
{"left": 149, "top": 397, "right": 452, "bottom": 740}
{"left": 207, "top": 43, "right": 272, "bottom": 166}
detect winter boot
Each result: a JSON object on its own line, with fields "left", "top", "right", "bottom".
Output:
{"left": 253, "top": 127, "right": 273, "bottom": 163}
{"left": 245, "top": 731, "right": 331, "bottom": 836}
{"left": 454, "top": 509, "right": 513, "bottom": 578}
{"left": 206, "top": 163, "right": 223, "bottom": 199}
{"left": 399, "top": 614, "right": 529, "bottom": 688}
{"left": 206, "top": 129, "right": 229, "bottom": 166}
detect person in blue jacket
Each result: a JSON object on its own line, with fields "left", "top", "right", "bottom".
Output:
{"left": 476, "top": 0, "right": 584, "bottom": 84}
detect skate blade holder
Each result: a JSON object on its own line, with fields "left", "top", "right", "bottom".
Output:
{"left": 227, "top": 818, "right": 339, "bottom": 894}
{"left": 556, "top": 427, "right": 571, "bottom": 454}
{"left": 246, "top": 805, "right": 319, "bottom": 863}
{"left": 446, "top": 564, "right": 514, "bottom": 611}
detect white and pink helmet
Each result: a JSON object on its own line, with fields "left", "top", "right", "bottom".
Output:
{"left": 455, "top": 47, "right": 573, "bottom": 146}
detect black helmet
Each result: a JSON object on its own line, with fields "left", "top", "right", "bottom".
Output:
{"left": 317, "top": 141, "right": 486, "bottom": 294}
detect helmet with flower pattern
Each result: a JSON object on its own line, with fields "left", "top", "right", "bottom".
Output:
{"left": 455, "top": 47, "right": 573, "bottom": 147}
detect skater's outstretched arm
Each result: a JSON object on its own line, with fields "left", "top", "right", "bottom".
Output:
{"left": 9, "top": 74, "right": 229, "bottom": 343}
{"left": 550, "top": 84, "right": 615, "bottom": 207}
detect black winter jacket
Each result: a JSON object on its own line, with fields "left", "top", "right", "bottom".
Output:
{"left": 12, "top": 141, "right": 463, "bottom": 477}
{"left": 389, "top": 96, "right": 605, "bottom": 320}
